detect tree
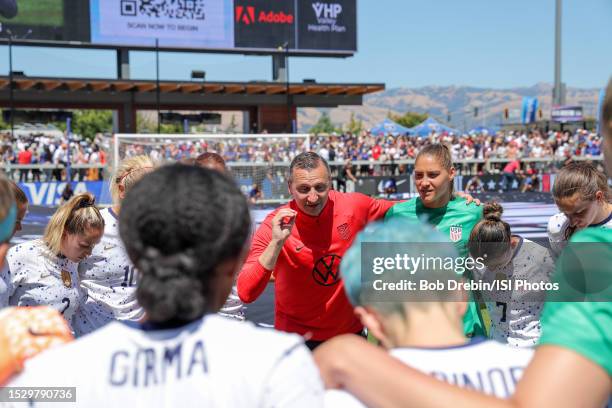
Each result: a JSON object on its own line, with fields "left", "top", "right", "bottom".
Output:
{"left": 309, "top": 113, "right": 340, "bottom": 134}
{"left": 137, "top": 112, "right": 157, "bottom": 133}
{"left": 72, "top": 110, "right": 113, "bottom": 140}
{"left": 137, "top": 112, "right": 186, "bottom": 134}
{"left": 159, "top": 123, "right": 183, "bottom": 134}
{"left": 346, "top": 112, "right": 363, "bottom": 134}
{"left": 388, "top": 111, "right": 427, "bottom": 128}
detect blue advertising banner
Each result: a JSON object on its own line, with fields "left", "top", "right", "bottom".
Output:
{"left": 521, "top": 97, "right": 538, "bottom": 124}
{"left": 17, "top": 181, "right": 112, "bottom": 206}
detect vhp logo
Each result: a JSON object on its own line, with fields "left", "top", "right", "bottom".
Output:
{"left": 236, "top": 5, "right": 294, "bottom": 25}
{"left": 312, "top": 2, "right": 343, "bottom": 19}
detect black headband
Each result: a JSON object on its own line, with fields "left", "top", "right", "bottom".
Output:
{"left": 76, "top": 198, "right": 95, "bottom": 209}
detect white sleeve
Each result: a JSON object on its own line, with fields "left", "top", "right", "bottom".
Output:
{"left": 260, "top": 343, "right": 324, "bottom": 408}
{"left": 325, "top": 390, "right": 367, "bottom": 408}
{"left": 0, "top": 261, "right": 12, "bottom": 307}
{"left": 547, "top": 213, "right": 567, "bottom": 257}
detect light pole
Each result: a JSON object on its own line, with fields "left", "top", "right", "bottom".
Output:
{"left": 553, "top": 0, "right": 564, "bottom": 106}
{"left": 4, "top": 29, "right": 31, "bottom": 137}
{"left": 155, "top": 38, "right": 160, "bottom": 134}
{"left": 6, "top": 29, "right": 14, "bottom": 137}
{"left": 278, "top": 42, "right": 291, "bottom": 133}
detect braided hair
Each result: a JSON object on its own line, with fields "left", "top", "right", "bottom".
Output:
{"left": 119, "top": 164, "right": 251, "bottom": 326}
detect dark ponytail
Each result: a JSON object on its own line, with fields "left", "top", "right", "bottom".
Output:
{"left": 119, "top": 164, "right": 251, "bottom": 325}
{"left": 468, "top": 202, "right": 512, "bottom": 261}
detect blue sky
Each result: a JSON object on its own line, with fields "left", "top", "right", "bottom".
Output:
{"left": 1, "top": 0, "right": 611, "bottom": 90}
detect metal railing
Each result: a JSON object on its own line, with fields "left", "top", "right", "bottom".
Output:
{"left": 1, "top": 163, "right": 107, "bottom": 182}
{"left": 1, "top": 155, "right": 604, "bottom": 182}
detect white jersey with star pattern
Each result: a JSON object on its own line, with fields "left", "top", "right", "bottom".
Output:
{"left": 73, "top": 208, "right": 143, "bottom": 336}
{"left": 472, "top": 237, "right": 555, "bottom": 347}
{"left": 3, "top": 239, "right": 82, "bottom": 329}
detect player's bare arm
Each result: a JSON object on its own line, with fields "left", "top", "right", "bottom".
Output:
{"left": 315, "top": 335, "right": 611, "bottom": 408}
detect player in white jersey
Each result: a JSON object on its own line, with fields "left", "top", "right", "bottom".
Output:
{"left": 0, "top": 193, "right": 104, "bottom": 330}
{"left": 9, "top": 164, "right": 323, "bottom": 407}
{"left": 0, "top": 176, "right": 16, "bottom": 277}
{"left": 468, "top": 202, "right": 554, "bottom": 347}
{"left": 0, "top": 179, "right": 75, "bottom": 386}
{"left": 73, "top": 156, "right": 154, "bottom": 336}
{"left": 0, "top": 181, "right": 28, "bottom": 307}
{"left": 324, "top": 219, "right": 533, "bottom": 407}
{"left": 547, "top": 161, "right": 612, "bottom": 256}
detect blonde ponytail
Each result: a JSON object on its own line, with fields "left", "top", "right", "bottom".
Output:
{"left": 43, "top": 192, "right": 104, "bottom": 256}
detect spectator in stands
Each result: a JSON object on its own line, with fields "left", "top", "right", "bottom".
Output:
{"left": 30, "top": 149, "right": 41, "bottom": 182}
{"left": 520, "top": 164, "right": 539, "bottom": 193}
{"left": 500, "top": 157, "right": 520, "bottom": 192}
{"left": 39, "top": 146, "right": 53, "bottom": 182}
{"left": 465, "top": 175, "right": 484, "bottom": 193}
{"left": 248, "top": 183, "right": 263, "bottom": 204}
{"left": 17, "top": 146, "right": 32, "bottom": 183}
{"left": 52, "top": 143, "right": 67, "bottom": 181}
{"left": 336, "top": 159, "right": 357, "bottom": 192}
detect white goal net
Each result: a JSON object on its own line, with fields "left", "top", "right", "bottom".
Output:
{"left": 113, "top": 133, "right": 310, "bottom": 203}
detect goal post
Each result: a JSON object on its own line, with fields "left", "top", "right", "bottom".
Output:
{"left": 112, "top": 133, "right": 311, "bottom": 203}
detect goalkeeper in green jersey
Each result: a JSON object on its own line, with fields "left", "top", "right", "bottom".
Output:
{"left": 385, "top": 143, "right": 486, "bottom": 337}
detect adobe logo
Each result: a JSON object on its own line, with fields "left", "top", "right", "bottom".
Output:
{"left": 236, "top": 6, "right": 294, "bottom": 25}
{"left": 235, "top": 6, "right": 256, "bottom": 25}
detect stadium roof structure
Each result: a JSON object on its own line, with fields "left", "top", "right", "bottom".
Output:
{"left": 0, "top": 76, "right": 384, "bottom": 133}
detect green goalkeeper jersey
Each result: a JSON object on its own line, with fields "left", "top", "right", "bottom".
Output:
{"left": 385, "top": 196, "right": 483, "bottom": 257}
{"left": 539, "top": 227, "right": 612, "bottom": 376}
{"left": 385, "top": 197, "right": 485, "bottom": 336}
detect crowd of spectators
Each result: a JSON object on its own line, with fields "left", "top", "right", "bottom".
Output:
{"left": 311, "top": 128, "right": 602, "bottom": 162}
{"left": 120, "top": 136, "right": 310, "bottom": 164}
{"left": 310, "top": 127, "right": 603, "bottom": 177}
{"left": 0, "top": 129, "right": 108, "bottom": 182}
{"left": 0, "top": 126, "right": 604, "bottom": 184}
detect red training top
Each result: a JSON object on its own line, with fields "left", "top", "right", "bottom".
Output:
{"left": 237, "top": 190, "right": 395, "bottom": 341}
{"left": 17, "top": 150, "right": 32, "bottom": 165}
{"left": 503, "top": 159, "right": 520, "bottom": 173}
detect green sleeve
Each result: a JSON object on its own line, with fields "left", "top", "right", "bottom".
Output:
{"left": 538, "top": 228, "right": 612, "bottom": 376}
{"left": 539, "top": 302, "right": 612, "bottom": 376}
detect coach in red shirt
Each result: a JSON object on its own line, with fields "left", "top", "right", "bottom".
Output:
{"left": 237, "top": 152, "right": 395, "bottom": 349}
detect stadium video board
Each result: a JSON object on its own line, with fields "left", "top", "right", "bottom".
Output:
{"left": 0, "top": 0, "right": 357, "bottom": 55}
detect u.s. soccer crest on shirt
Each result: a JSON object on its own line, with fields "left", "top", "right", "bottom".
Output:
{"left": 449, "top": 225, "right": 462, "bottom": 242}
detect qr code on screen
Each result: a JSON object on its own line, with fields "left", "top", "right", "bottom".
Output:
{"left": 120, "top": 0, "right": 206, "bottom": 20}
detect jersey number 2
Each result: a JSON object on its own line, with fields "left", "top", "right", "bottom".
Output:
{"left": 60, "top": 298, "right": 70, "bottom": 315}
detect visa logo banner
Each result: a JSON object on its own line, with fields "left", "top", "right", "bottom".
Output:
{"left": 18, "top": 181, "right": 112, "bottom": 206}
